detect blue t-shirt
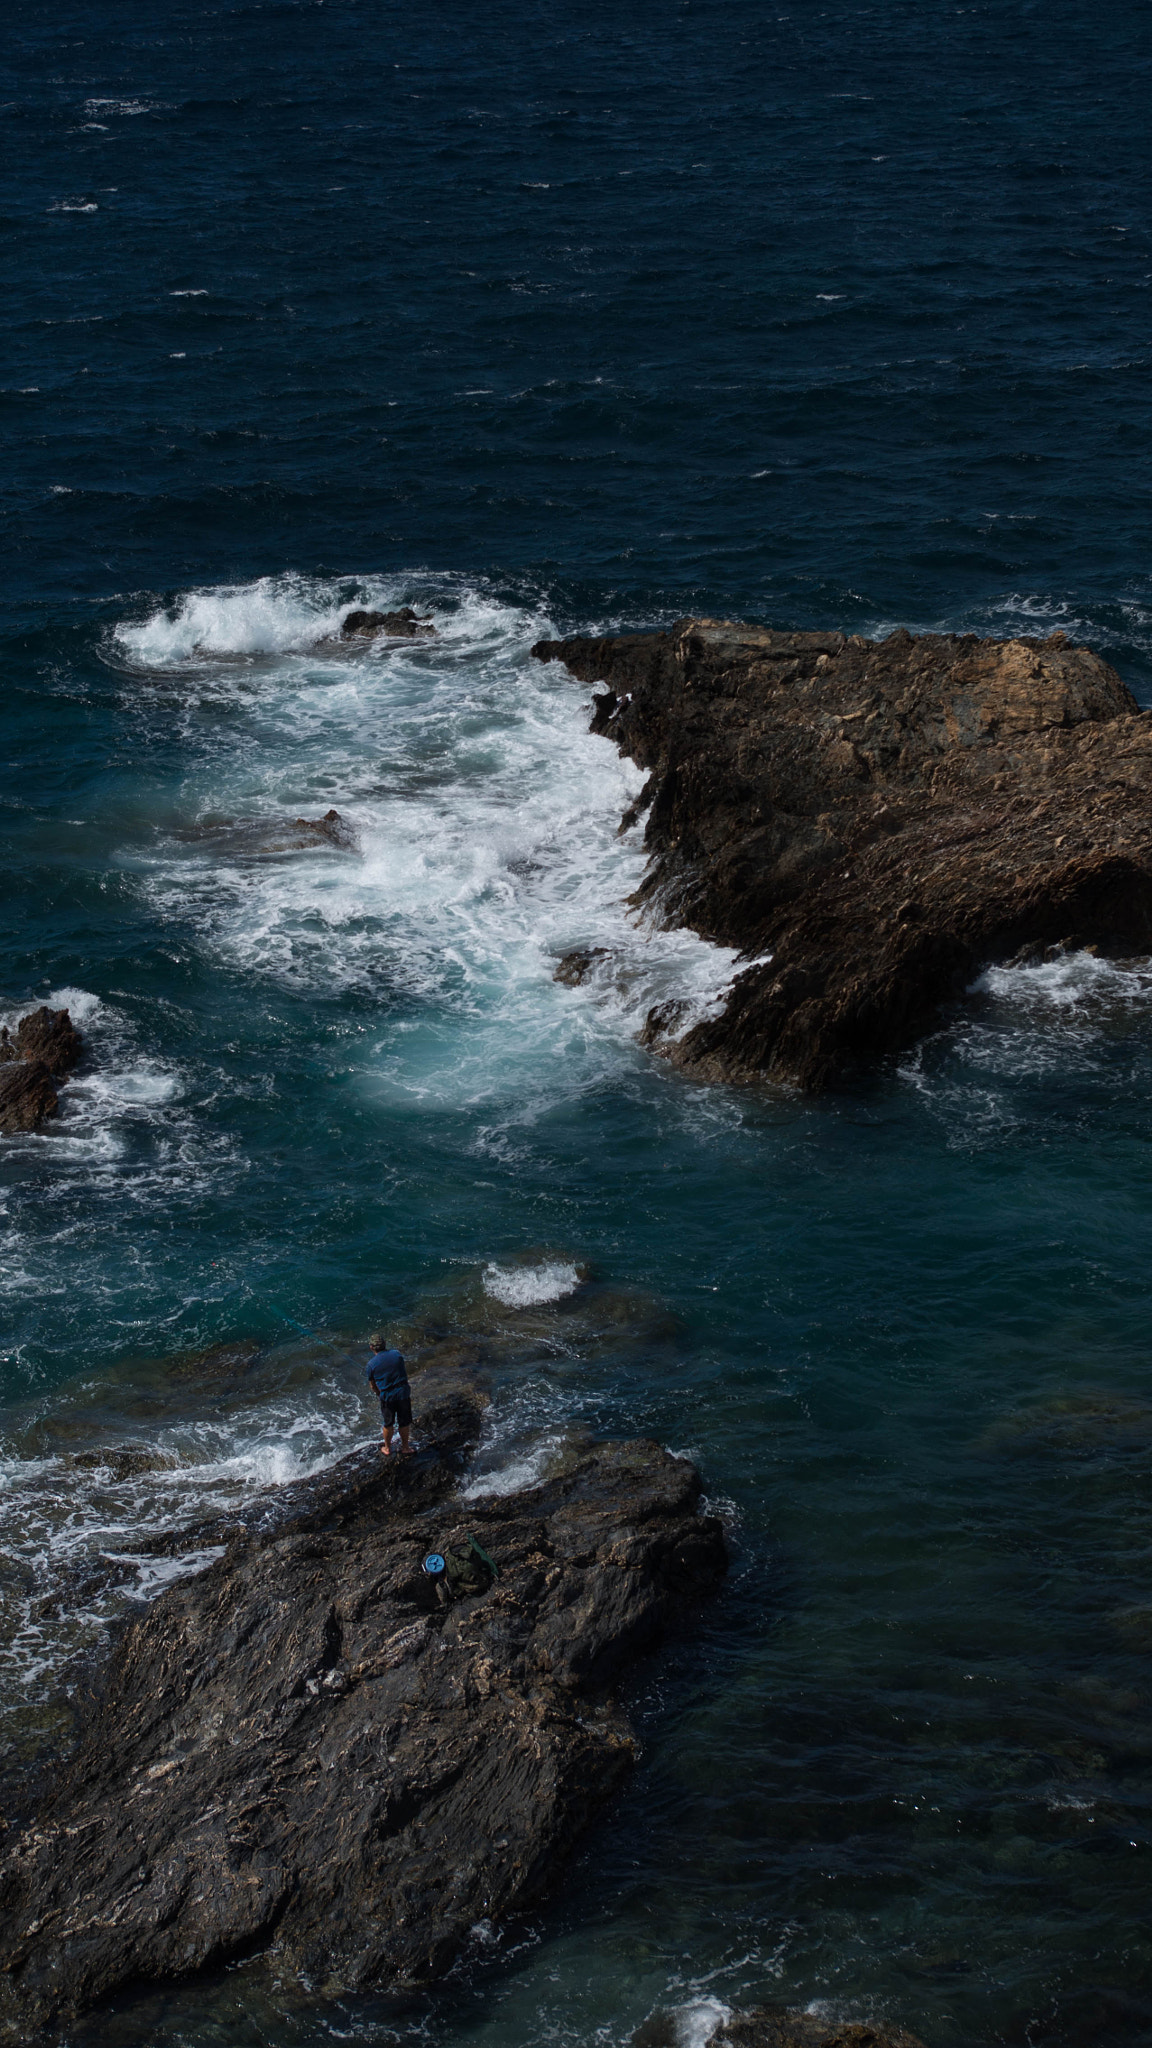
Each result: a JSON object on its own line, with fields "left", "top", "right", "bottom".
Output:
{"left": 366, "top": 1348, "right": 409, "bottom": 1402}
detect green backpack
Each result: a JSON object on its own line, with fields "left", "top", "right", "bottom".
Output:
{"left": 438, "top": 1535, "right": 499, "bottom": 1601}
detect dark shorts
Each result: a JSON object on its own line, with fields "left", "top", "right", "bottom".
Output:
{"left": 381, "top": 1394, "right": 412, "bottom": 1428}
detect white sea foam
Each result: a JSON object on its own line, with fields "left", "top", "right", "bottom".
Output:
{"left": 0, "top": 990, "right": 235, "bottom": 1310}
{"left": 45, "top": 984, "right": 103, "bottom": 1025}
{"left": 457, "top": 1364, "right": 599, "bottom": 1501}
{"left": 671, "top": 2000, "right": 733, "bottom": 2048}
{"left": 973, "top": 950, "right": 1152, "bottom": 1012}
{"left": 483, "top": 1259, "right": 581, "bottom": 1307}
{"left": 114, "top": 574, "right": 357, "bottom": 663}
{"left": 0, "top": 1379, "right": 366, "bottom": 1753}
{"left": 897, "top": 947, "right": 1152, "bottom": 1141}
{"left": 115, "top": 574, "right": 745, "bottom": 1111}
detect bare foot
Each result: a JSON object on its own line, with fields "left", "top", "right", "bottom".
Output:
{"left": 400, "top": 1445, "right": 416, "bottom": 1456}
{"left": 380, "top": 1442, "right": 391, "bottom": 1457}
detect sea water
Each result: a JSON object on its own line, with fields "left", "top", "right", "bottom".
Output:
{"left": 3, "top": 2, "right": 1152, "bottom": 2043}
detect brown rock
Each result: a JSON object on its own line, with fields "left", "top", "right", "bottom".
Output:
{"left": 533, "top": 618, "right": 1152, "bottom": 1088}
{"left": 0, "top": 1060, "right": 59, "bottom": 1133}
{"left": 13, "top": 1006, "right": 83, "bottom": 1074}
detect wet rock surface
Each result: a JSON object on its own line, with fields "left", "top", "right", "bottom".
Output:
{"left": 0, "top": 1360, "right": 725, "bottom": 2035}
{"left": 635, "top": 2006, "right": 925, "bottom": 2048}
{"left": 714, "top": 2010, "right": 925, "bottom": 2048}
{"left": 0, "top": 1061, "right": 59, "bottom": 1134}
{"left": 290, "top": 806, "right": 357, "bottom": 848}
{"left": 0, "top": 1007, "right": 85, "bottom": 1133}
{"left": 12, "top": 1007, "right": 84, "bottom": 1074}
{"left": 533, "top": 618, "right": 1152, "bottom": 1088}
{"left": 341, "top": 605, "right": 435, "bottom": 638}
{"left": 554, "top": 945, "right": 612, "bottom": 986}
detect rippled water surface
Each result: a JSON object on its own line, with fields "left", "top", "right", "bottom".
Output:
{"left": 4, "top": 2, "right": 1152, "bottom": 2043}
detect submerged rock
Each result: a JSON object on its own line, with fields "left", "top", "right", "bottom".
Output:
{"left": 635, "top": 2008, "right": 925, "bottom": 2048}
{"left": 290, "top": 806, "right": 358, "bottom": 848}
{"left": 554, "top": 946, "right": 612, "bottom": 985}
{"left": 341, "top": 605, "right": 435, "bottom": 638}
{"left": 0, "top": 1060, "right": 59, "bottom": 1134}
{"left": 66, "top": 1443, "right": 181, "bottom": 1479}
{"left": 0, "top": 1363, "right": 725, "bottom": 2035}
{"left": 533, "top": 619, "right": 1152, "bottom": 1089}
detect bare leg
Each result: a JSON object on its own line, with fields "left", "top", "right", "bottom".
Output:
{"left": 381, "top": 1422, "right": 393, "bottom": 1458}
{"left": 399, "top": 1423, "right": 413, "bottom": 1456}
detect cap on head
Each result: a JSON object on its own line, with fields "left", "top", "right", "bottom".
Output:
{"left": 369, "top": 1332, "right": 385, "bottom": 1352}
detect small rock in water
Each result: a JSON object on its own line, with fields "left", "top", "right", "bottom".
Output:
{"left": 554, "top": 947, "right": 612, "bottom": 986}
{"left": 341, "top": 605, "right": 435, "bottom": 639}
{"left": 291, "top": 807, "right": 357, "bottom": 848}
{"left": 0, "top": 1059, "right": 59, "bottom": 1133}
{"left": 68, "top": 1444, "right": 180, "bottom": 1479}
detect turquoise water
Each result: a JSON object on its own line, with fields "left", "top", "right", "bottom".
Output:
{"left": 5, "top": 0, "right": 1152, "bottom": 2040}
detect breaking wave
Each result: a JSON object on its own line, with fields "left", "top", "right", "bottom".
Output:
{"left": 483, "top": 1259, "right": 582, "bottom": 1307}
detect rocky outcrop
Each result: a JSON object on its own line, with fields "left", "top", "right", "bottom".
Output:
{"left": 533, "top": 619, "right": 1152, "bottom": 1088}
{"left": 0, "top": 1061, "right": 59, "bottom": 1134}
{"left": 341, "top": 605, "right": 435, "bottom": 638}
{"left": 0, "top": 1360, "right": 726, "bottom": 2035}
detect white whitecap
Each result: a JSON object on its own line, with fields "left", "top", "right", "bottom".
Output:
{"left": 973, "top": 950, "right": 1152, "bottom": 1011}
{"left": 45, "top": 985, "right": 103, "bottom": 1025}
{"left": 483, "top": 1259, "right": 581, "bottom": 1307}
{"left": 114, "top": 575, "right": 356, "bottom": 664}
{"left": 670, "top": 2000, "right": 733, "bottom": 2048}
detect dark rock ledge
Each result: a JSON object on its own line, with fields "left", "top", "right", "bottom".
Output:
{"left": 0, "top": 1362, "right": 726, "bottom": 2036}
{"left": 534, "top": 619, "right": 1152, "bottom": 1089}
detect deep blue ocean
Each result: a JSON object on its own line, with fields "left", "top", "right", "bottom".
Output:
{"left": 4, "top": 3, "right": 1152, "bottom": 2044}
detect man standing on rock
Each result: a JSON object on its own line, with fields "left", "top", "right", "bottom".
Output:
{"left": 366, "top": 1334, "right": 413, "bottom": 1457}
